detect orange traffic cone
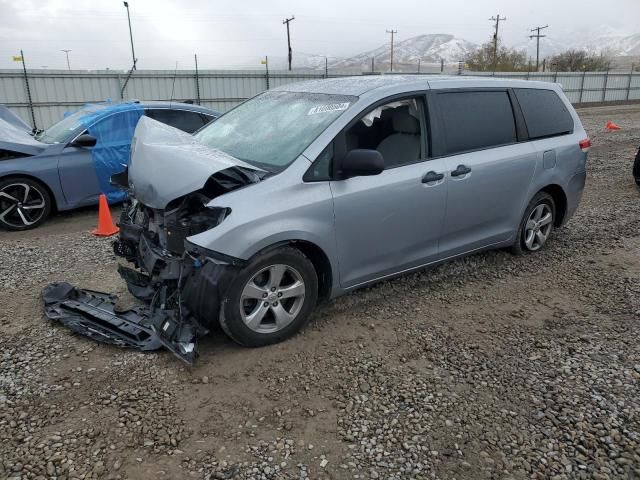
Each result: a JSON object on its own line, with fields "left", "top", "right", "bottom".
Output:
{"left": 605, "top": 121, "right": 621, "bottom": 130}
{"left": 91, "top": 194, "right": 119, "bottom": 236}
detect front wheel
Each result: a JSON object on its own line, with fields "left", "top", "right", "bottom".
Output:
{"left": 219, "top": 247, "right": 318, "bottom": 347}
{"left": 0, "top": 177, "right": 52, "bottom": 231}
{"left": 511, "top": 192, "right": 555, "bottom": 255}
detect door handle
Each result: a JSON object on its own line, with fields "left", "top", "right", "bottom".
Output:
{"left": 422, "top": 171, "right": 445, "bottom": 183}
{"left": 451, "top": 164, "right": 471, "bottom": 177}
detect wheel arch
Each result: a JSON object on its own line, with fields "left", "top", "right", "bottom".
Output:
{"left": 254, "top": 239, "right": 333, "bottom": 303}
{"left": 0, "top": 173, "right": 58, "bottom": 212}
{"left": 539, "top": 184, "right": 567, "bottom": 227}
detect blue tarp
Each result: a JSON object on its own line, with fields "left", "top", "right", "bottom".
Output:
{"left": 77, "top": 102, "right": 144, "bottom": 203}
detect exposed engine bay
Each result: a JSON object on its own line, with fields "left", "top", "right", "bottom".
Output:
{"left": 43, "top": 163, "right": 263, "bottom": 363}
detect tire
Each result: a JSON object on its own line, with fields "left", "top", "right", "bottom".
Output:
{"left": 219, "top": 246, "right": 318, "bottom": 347}
{"left": 511, "top": 191, "right": 556, "bottom": 255}
{"left": 0, "top": 177, "right": 52, "bottom": 231}
{"left": 633, "top": 146, "right": 640, "bottom": 186}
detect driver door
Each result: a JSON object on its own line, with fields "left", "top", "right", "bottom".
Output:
{"left": 57, "top": 131, "right": 101, "bottom": 207}
{"left": 329, "top": 95, "right": 448, "bottom": 288}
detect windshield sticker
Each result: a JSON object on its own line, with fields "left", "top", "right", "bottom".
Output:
{"left": 307, "top": 102, "right": 350, "bottom": 115}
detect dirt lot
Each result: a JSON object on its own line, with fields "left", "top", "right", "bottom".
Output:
{"left": 1, "top": 104, "right": 639, "bottom": 480}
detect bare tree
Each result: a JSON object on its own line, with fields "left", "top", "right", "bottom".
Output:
{"left": 466, "top": 39, "right": 528, "bottom": 72}
{"left": 548, "top": 50, "right": 610, "bottom": 72}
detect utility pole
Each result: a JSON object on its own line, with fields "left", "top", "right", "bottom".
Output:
{"left": 194, "top": 54, "right": 200, "bottom": 105}
{"left": 529, "top": 24, "right": 548, "bottom": 72}
{"left": 19, "top": 50, "right": 37, "bottom": 130}
{"left": 324, "top": 56, "right": 328, "bottom": 78}
{"left": 262, "top": 56, "right": 270, "bottom": 89}
{"left": 489, "top": 14, "right": 506, "bottom": 71}
{"left": 283, "top": 16, "right": 295, "bottom": 71}
{"left": 123, "top": 1, "right": 137, "bottom": 69}
{"left": 61, "top": 49, "right": 71, "bottom": 70}
{"left": 386, "top": 29, "right": 397, "bottom": 72}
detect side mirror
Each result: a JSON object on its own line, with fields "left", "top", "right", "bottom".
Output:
{"left": 340, "top": 149, "right": 384, "bottom": 179}
{"left": 70, "top": 133, "right": 97, "bottom": 148}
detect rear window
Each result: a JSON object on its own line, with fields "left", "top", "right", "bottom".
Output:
{"left": 145, "top": 109, "right": 208, "bottom": 133}
{"left": 515, "top": 89, "right": 573, "bottom": 139}
{"left": 435, "top": 91, "right": 517, "bottom": 155}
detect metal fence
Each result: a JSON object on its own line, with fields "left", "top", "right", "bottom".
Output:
{"left": 1, "top": 68, "right": 639, "bottom": 129}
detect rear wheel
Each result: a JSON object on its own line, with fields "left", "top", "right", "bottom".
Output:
{"left": 0, "top": 177, "right": 52, "bottom": 231}
{"left": 220, "top": 247, "right": 318, "bottom": 347}
{"left": 511, "top": 192, "right": 555, "bottom": 255}
{"left": 633, "top": 146, "right": 640, "bottom": 186}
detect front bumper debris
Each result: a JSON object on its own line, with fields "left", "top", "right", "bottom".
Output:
{"left": 42, "top": 282, "right": 200, "bottom": 364}
{"left": 43, "top": 193, "right": 244, "bottom": 363}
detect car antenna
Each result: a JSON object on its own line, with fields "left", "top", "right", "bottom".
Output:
{"left": 169, "top": 61, "right": 178, "bottom": 108}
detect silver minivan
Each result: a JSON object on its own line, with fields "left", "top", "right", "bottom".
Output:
{"left": 45, "top": 75, "right": 589, "bottom": 362}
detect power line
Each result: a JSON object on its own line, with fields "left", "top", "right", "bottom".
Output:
{"left": 283, "top": 16, "right": 295, "bottom": 71}
{"left": 529, "top": 24, "right": 548, "bottom": 72}
{"left": 489, "top": 14, "right": 506, "bottom": 72}
{"left": 386, "top": 29, "right": 397, "bottom": 72}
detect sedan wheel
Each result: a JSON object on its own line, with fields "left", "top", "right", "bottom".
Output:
{"left": 0, "top": 179, "right": 51, "bottom": 230}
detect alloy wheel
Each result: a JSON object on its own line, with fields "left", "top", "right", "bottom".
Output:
{"left": 0, "top": 183, "right": 47, "bottom": 229}
{"left": 239, "top": 264, "right": 306, "bottom": 334}
{"left": 524, "top": 203, "right": 553, "bottom": 251}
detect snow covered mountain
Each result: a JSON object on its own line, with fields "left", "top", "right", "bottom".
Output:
{"left": 515, "top": 37, "right": 567, "bottom": 60}
{"left": 330, "top": 34, "right": 477, "bottom": 71}
{"left": 522, "top": 26, "right": 640, "bottom": 57}
{"left": 603, "top": 33, "right": 640, "bottom": 56}
{"left": 297, "top": 29, "right": 639, "bottom": 73}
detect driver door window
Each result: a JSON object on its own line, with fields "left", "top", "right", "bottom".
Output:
{"left": 345, "top": 97, "right": 425, "bottom": 169}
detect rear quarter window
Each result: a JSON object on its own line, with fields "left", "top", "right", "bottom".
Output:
{"left": 145, "top": 109, "right": 207, "bottom": 134}
{"left": 514, "top": 88, "right": 574, "bottom": 139}
{"left": 435, "top": 90, "right": 517, "bottom": 155}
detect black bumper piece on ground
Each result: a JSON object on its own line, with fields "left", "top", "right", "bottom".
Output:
{"left": 42, "top": 282, "right": 199, "bottom": 364}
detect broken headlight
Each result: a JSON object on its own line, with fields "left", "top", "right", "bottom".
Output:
{"left": 166, "top": 207, "right": 230, "bottom": 254}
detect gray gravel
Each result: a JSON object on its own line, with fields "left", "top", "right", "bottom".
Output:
{"left": 0, "top": 104, "right": 639, "bottom": 479}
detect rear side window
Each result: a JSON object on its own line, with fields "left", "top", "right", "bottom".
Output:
{"left": 200, "top": 113, "right": 216, "bottom": 127}
{"left": 145, "top": 109, "right": 207, "bottom": 133}
{"left": 435, "top": 91, "right": 517, "bottom": 155}
{"left": 515, "top": 89, "right": 573, "bottom": 139}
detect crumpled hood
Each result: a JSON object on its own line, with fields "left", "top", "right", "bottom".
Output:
{"left": 0, "top": 117, "right": 46, "bottom": 155}
{"left": 129, "top": 116, "right": 263, "bottom": 209}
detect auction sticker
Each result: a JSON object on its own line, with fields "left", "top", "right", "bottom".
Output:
{"left": 308, "top": 103, "right": 350, "bottom": 115}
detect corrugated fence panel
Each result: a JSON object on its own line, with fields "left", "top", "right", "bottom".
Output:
{"left": 0, "top": 74, "right": 28, "bottom": 103}
{"left": 604, "top": 74, "right": 630, "bottom": 102}
{"left": 630, "top": 74, "right": 640, "bottom": 100}
{"left": 1, "top": 69, "right": 638, "bottom": 128}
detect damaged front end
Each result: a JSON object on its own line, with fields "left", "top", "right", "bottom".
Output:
{"left": 43, "top": 117, "right": 263, "bottom": 363}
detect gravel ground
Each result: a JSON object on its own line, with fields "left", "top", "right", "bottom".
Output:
{"left": 1, "top": 104, "right": 639, "bottom": 480}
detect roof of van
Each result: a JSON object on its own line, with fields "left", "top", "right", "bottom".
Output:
{"left": 273, "top": 75, "right": 560, "bottom": 96}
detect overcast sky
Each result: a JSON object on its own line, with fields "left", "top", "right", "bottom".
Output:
{"left": 1, "top": 0, "right": 638, "bottom": 70}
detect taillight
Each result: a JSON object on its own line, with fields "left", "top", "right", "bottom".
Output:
{"left": 579, "top": 138, "right": 591, "bottom": 153}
